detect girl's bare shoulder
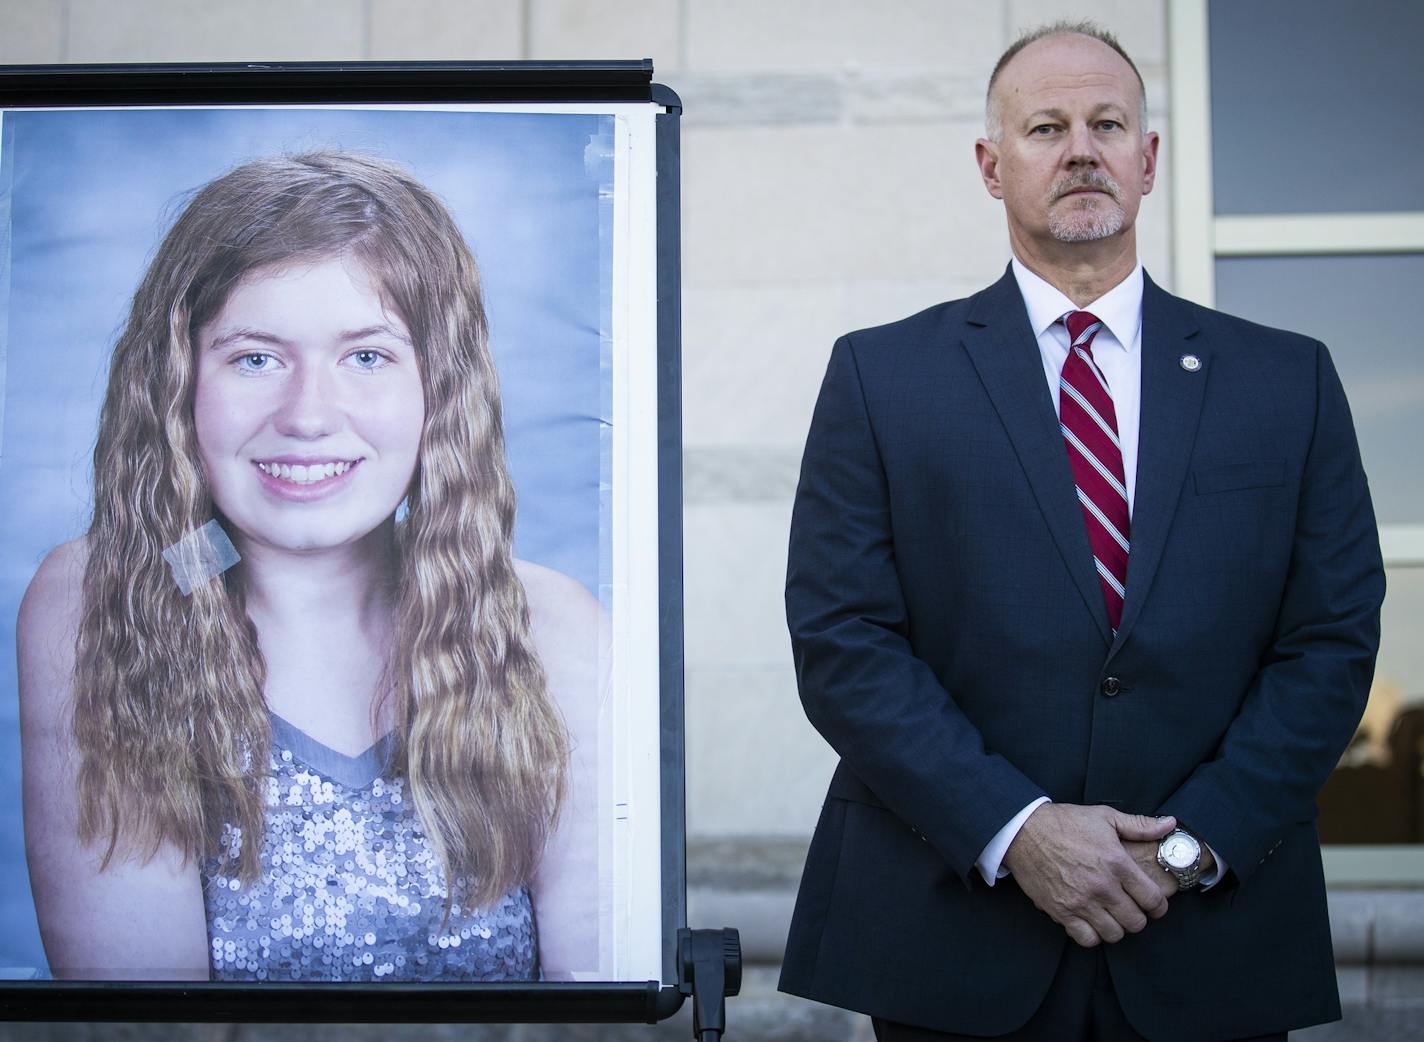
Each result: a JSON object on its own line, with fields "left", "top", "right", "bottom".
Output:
{"left": 17, "top": 538, "right": 89, "bottom": 712}
{"left": 513, "top": 559, "right": 600, "bottom": 632}
{"left": 20, "top": 538, "right": 88, "bottom": 618}
{"left": 512, "top": 559, "right": 606, "bottom": 717}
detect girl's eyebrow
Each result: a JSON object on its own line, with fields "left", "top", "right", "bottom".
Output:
{"left": 338, "top": 324, "right": 413, "bottom": 345}
{"left": 203, "top": 327, "right": 289, "bottom": 351}
{"left": 203, "top": 325, "right": 413, "bottom": 350}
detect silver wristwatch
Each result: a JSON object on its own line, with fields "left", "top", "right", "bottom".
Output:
{"left": 1157, "top": 829, "right": 1203, "bottom": 889}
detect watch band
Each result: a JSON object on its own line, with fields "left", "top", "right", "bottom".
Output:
{"left": 1169, "top": 859, "right": 1202, "bottom": 889}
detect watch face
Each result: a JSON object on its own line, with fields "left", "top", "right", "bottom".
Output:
{"left": 1163, "top": 833, "right": 1200, "bottom": 869}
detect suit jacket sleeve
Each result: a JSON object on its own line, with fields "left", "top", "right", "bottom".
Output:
{"left": 787, "top": 334, "right": 1047, "bottom": 884}
{"left": 1159, "top": 342, "right": 1384, "bottom": 884}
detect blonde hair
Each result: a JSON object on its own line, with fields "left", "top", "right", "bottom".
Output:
{"left": 73, "top": 151, "right": 569, "bottom": 909}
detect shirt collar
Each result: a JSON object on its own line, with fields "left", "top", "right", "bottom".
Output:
{"left": 1010, "top": 256, "right": 1144, "bottom": 353}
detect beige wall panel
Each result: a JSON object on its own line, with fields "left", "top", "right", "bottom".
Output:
{"left": 0, "top": 0, "right": 65, "bottom": 62}
{"left": 682, "top": 122, "right": 1009, "bottom": 291}
{"left": 529, "top": 0, "right": 681, "bottom": 70}
{"left": 66, "top": 0, "right": 364, "bottom": 62}
{"left": 369, "top": 0, "right": 522, "bottom": 60}
{"left": 684, "top": 667, "right": 837, "bottom": 836}
{"left": 686, "top": 0, "right": 1002, "bottom": 77}
{"left": 1005, "top": 0, "right": 1167, "bottom": 68}
{"left": 847, "top": 69, "right": 992, "bottom": 127}
{"left": 675, "top": 72, "right": 844, "bottom": 128}
{"left": 682, "top": 285, "right": 844, "bottom": 448}
{"left": 682, "top": 280, "right": 994, "bottom": 450}
{"left": 1137, "top": 111, "right": 1172, "bottom": 290}
{"left": 841, "top": 278, "right": 1001, "bottom": 331}
{"left": 684, "top": 501, "right": 794, "bottom": 670}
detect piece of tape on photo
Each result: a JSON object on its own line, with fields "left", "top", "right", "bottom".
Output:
{"left": 162, "top": 519, "right": 240, "bottom": 596}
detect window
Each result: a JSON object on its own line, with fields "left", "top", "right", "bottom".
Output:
{"left": 1170, "top": 0, "right": 1424, "bottom": 881}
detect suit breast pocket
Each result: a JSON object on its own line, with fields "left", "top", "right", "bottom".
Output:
{"left": 1175, "top": 458, "right": 1294, "bottom": 608}
{"left": 1192, "top": 459, "right": 1287, "bottom": 495}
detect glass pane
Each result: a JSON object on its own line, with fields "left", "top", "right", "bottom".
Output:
{"left": 1214, "top": 254, "right": 1424, "bottom": 524}
{"left": 1318, "top": 565, "right": 1424, "bottom": 843}
{"left": 1209, "top": 0, "right": 1424, "bottom": 214}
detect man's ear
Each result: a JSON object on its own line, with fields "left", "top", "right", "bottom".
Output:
{"left": 975, "top": 139, "right": 1004, "bottom": 200}
{"left": 1141, "top": 130, "right": 1161, "bottom": 196}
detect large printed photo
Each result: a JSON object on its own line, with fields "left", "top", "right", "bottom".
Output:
{"left": 0, "top": 103, "right": 663, "bottom": 984}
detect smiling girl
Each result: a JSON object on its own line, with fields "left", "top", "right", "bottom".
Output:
{"left": 16, "top": 152, "right": 601, "bottom": 981}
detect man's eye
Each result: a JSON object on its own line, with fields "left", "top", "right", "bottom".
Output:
{"left": 1031, "top": 125, "right": 1057, "bottom": 135}
{"left": 1097, "top": 120, "right": 1122, "bottom": 131}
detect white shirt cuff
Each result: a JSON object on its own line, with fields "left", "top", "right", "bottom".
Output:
{"left": 1199, "top": 842, "right": 1227, "bottom": 889}
{"left": 975, "top": 796, "right": 1051, "bottom": 886}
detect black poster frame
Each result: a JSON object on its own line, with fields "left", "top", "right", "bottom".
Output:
{"left": 0, "top": 60, "right": 686, "bottom": 1024}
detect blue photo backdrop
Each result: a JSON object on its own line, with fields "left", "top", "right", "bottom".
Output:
{"left": 0, "top": 105, "right": 613, "bottom": 976}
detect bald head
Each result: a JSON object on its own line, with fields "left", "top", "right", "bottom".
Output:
{"left": 985, "top": 22, "right": 1147, "bottom": 142}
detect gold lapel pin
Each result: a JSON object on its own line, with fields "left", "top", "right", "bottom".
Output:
{"left": 1179, "top": 354, "right": 1202, "bottom": 373}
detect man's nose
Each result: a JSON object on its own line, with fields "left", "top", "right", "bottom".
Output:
{"left": 1063, "top": 123, "right": 1100, "bottom": 164}
{"left": 272, "top": 365, "right": 341, "bottom": 438}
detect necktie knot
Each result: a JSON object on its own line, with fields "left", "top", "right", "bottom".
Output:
{"left": 1064, "top": 310, "right": 1104, "bottom": 353}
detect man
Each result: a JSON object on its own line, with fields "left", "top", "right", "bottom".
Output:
{"left": 779, "top": 21, "right": 1384, "bottom": 1042}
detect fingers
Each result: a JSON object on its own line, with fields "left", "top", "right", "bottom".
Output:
{"left": 1046, "top": 858, "right": 1153, "bottom": 945}
{"left": 1120, "top": 839, "right": 1179, "bottom": 913}
{"left": 1059, "top": 888, "right": 1143, "bottom": 945}
{"left": 1062, "top": 916, "right": 1102, "bottom": 948}
{"left": 1111, "top": 811, "right": 1176, "bottom": 842}
{"left": 1079, "top": 907, "right": 1129, "bottom": 944}
{"left": 1110, "top": 842, "right": 1172, "bottom": 920}
{"left": 1090, "top": 864, "right": 1151, "bottom": 937}
{"left": 1120, "top": 863, "right": 1171, "bottom": 920}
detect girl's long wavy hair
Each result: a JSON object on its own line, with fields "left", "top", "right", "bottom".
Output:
{"left": 73, "top": 151, "right": 569, "bottom": 909}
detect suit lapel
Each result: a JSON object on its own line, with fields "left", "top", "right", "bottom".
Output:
{"left": 961, "top": 268, "right": 1112, "bottom": 645}
{"left": 1107, "top": 275, "right": 1207, "bottom": 658}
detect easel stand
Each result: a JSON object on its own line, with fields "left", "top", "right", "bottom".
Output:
{"left": 676, "top": 928, "right": 742, "bottom": 1041}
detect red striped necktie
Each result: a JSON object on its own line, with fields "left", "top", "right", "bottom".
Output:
{"left": 1059, "top": 310, "right": 1130, "bottom": 632}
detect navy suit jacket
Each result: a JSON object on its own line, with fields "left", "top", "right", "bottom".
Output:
{"left": 779, "top": 267, "right": 1384, "bottom": 1041}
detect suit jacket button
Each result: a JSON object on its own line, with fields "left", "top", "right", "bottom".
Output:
{"left": 1101, "top": 677, "right": 1122, "bottom": 697}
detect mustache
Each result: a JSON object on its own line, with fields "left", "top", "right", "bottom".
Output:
{"left": 1050, "top": 171, "right": 1123, "bottom": 202}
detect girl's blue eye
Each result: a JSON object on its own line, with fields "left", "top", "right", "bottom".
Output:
{"left": 349, "top": 349, "right": 389, "bottom": 371}
{"left": 236, "top": 353, "right": 273, "bottom": 372}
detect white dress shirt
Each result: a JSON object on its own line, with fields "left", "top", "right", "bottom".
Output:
{"left": 1012, "top": 257, "right": 1143, "bottom": 513}
{"left": 972, "top": 258, "right": 1225, "bottom": 888}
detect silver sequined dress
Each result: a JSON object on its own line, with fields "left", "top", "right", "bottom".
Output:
{"left": 201, "top": 714, "right": 538, "bottom": 981}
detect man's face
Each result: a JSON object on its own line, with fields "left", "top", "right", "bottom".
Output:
{"left": 976, "top": 34, "right": 1159, "bottom": 253}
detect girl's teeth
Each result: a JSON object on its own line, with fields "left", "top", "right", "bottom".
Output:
{"left": 258, "top": 461, "right": 353, "bottom": 484}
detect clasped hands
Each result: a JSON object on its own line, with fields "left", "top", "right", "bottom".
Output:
{"left": 1002, "top": 803, "right": 1213, "bottom": 948}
